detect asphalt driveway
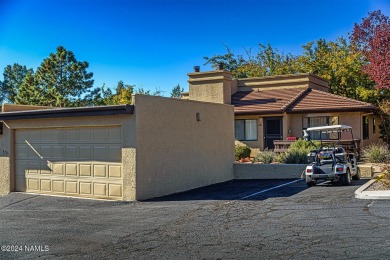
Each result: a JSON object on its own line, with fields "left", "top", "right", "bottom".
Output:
{"left": 0, "top": 179, "right": 389, "bottom": 259}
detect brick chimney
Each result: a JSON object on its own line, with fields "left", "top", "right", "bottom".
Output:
{"left": 187, "top": 66, "right": 236, "bottom": 104}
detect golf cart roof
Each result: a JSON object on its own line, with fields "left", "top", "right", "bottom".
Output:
{"left": 306, "top": 125, "right": 352, "bottom": 132}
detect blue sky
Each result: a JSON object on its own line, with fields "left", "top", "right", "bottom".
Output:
{"left": 1, "top": 0, "right": 390, "bottom": 96}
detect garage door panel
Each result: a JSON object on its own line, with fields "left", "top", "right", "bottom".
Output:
{"left": 27, "top": 178, "right": 40, "bottom": 191}
{"left": 52, "top": 163, "right": 64, "bottom": 175}
{"left": 80, "top": 182, "right": 92, "bottom": 195}
{"left": 93, "top": 128, "right": 107, "bottom": 141}
{"left": 15, "top": 130, "right": 29, "bottom": 142}
{"left": 40, "top": 145, "right": 52, "bottom": 158}
{"left": 93, "top": 146, "right": 107, "bottom": 160}
{"left": 108, "top": 127, "right": 121, "bottom": 142}
{"left": 52, "top": 180, "right": 65, "bottom": 193}
{"left": 65, "top": 164, "right": 78, "bottom": 176}
{"left": 65, "top": 146, "right": 79, "bottom": 159}
{"left": 15, "top": 126, "right": 123, "bottom": 200}
{"left": 27, "top": 162, "right": 40, "bottom": 174}
{"left": 108, "top": 146, "right": 122, "bottom": 162}
{"left": 52, "top": 146, "right": 65, "bottom": 159}
{"left": 93, "top": 183, "right": 107, "bottom": 196}
{"left": 80, "top": 146, "right": 93, "bottom": 160}
{"left": 51, "top": 130, "right": 65, "bottom": 142}
{"left": 16, "top": 144, "right": 28, "bottom": 158}
{"left": 65, "top": 181, "right": 78, "bottom": 194}
{"left": 16, "top": 176, "right": 26, "bottom": 191}
{"left": 39, "top": 129, "right": 53, "bottom": 141}
{"left": 28, "top": 130, "right": 40, "bottom": 141}
{"left": 80, "top": 164, "right": 92, "bottom": 176}
{"left": 93, "top": 164, "right": 107, "bottom": 177}
{"left": 79, "top": 129, "right": 93, "bottom": 142}
{"left": 64, "top": 128, "right": 80, "bottom": 142}
{"left": 109, "top": 165, "right": 121, "bottom": 178}
{"left": 40, "top": 179, "right": 52, "bottom": 192}
{"left": 108, "top": 184, "right": 122, "bottom": 197}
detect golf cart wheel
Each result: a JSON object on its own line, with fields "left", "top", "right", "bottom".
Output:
{"left": 352, "top": 167, "right": 361, "bottom": 180}
{"left": 306, "top": 175, "right": 315, "bottom": 187}
{"left": 340, "top": 169, "right": 352, "bottom": 186}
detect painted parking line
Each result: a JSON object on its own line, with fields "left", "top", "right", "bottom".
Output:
{"left": 238, "top": 179, "right": 304, "bottom": 200}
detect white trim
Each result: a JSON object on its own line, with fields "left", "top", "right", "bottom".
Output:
{"left": 238, "top": 179, "right": 303, "bottom": 200}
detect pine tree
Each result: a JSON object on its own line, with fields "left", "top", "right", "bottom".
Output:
{"left": 1, "top": 63, "right": 33, "bottom": 103}
{"left": 15, "top": 72, "right": 44, "bottom": 105}
{"left": 170, "top": 84, "right": 184, "bottom": 98}
{"left": 34, "top": 46, "right": 94, "bottom": 107}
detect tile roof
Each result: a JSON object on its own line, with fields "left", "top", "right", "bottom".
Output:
{"left": 232, "top": 87, "right": 376, "bottom": 115}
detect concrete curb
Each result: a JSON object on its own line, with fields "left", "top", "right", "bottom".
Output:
{"left": 355, "top": 176, "right": 390, "bottom": 200}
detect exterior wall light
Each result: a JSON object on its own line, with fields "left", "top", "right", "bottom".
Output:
{"left": 196, "top": 112, "right": 202, "bottom": 121}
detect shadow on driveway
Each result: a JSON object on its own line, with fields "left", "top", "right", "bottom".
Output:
{"left": 147, "top": 179, "right": 308, "bottom": 202}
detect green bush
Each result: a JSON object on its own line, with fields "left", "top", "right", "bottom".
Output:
{"left": 235, "top": 145, "right": 251, "bottom": 161}
{"left": 289, "top": 139, "right": 320, "bottom": 150}
{"left": 277, "top": 139, "right": 320, "bottom": 164}
{"left": 362, "top": 143, "right": 390, "bottom": 163}
{"left": 254, "top": 149, "right": 275, "bottom": 164}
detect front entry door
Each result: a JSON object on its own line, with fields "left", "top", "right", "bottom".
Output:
{"left": 264, "top": 117, "right": 283, "bottom": 149}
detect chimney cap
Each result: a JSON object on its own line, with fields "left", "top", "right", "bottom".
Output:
{"left": 217, "top": 63, "right": 224, "bottom": 70}
{"left": 193, "top": 66, "right": 200, "bottom": 72}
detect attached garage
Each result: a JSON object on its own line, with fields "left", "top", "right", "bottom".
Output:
{"left": 0, "top": 104, "right": 135, "bottom": 200}
{"left": 0, "top": 95, "right": 234, "bottom": 201}
{"left": 15, "top": 126, "right": 123, "bottom": 200}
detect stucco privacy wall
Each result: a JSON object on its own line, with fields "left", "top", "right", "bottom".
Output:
{"left": 234, "top": 164, "right": 306, "bottom": 179}
{"left": 0, "top": 115, "right": 137, "bottom": 200}
{"left": 133, "top": 95, "right": 234, "bottom": 200}
{"left": 0, "top": 125, "right": 11, "bottom": 195}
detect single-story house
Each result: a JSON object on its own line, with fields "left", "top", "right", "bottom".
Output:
{"left": 0, "top": 95, "right": 234, "bottom": 200}
{"left": 183, "top": 68, "right": 381, "bottom": 150}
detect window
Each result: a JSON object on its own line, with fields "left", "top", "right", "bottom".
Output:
{"left": 373, "top": 118, "right": 376, "bottom": 134}
{"left": 363, "top": 116, "right": 369, "bottom": 139}
{"left": 302, "top": 116, "right": 339, "bottom": 140}
{"left": 235, "top": 119, "right": 257, "bottom": 141}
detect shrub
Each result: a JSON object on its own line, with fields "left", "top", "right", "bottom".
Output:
{"left": 277, "top": 149, "right": 309, "bottom": 164}
{"left": 277, "top": 139, "right": 320, "bottom": 164}
{"left": 254, "top": 149, "right": 275, "bottom": 164}
{"left": 362, "top": 142, "right": 390, "bottom": 163}
{"left": 289, "top": 139, "right": 320, "bottom": 150}
{"left": 235, "top": 145, "right": 251, "bottom": 161}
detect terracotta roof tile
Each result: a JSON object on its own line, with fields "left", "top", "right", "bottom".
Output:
{"left": 287, "top": 89, "right": 375, "bottom": 113}
{"left": 232, "top": 87, "right": 307, "bottom": 115}
{"left": 232, "top": 87, "right": 375, "bottom": 115}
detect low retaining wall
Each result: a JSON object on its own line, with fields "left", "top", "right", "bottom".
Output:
{"left": 234, "top": 163, "right": 306, "bottom": 179}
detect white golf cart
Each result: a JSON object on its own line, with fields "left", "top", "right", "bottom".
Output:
{"left": 304, "top": 125, "right": 361, "bottom": 186}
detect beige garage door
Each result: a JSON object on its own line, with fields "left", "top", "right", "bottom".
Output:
{"left": 15, "top": 126, "right": 123, "bottom": 200}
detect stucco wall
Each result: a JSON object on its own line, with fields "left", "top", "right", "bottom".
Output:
{"left": 188, "top": 71, "right": 232, "bottom": 104}
{"left": 234, "top": 163, "right": 306, "bottom": 179}
{"left": 0, "top": 115, "right": 136, "bottom": 199}
{"left": 0, "top": 125, "right": 11, "bottom": 195}
{"left": 133, "top": 95, "right": 234, "bottom": 200}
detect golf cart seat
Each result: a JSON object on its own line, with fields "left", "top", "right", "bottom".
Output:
{"left": 319, "top": 150, "right": 333, "bottom": 165}
{"left": 334, "top": 147, "right": 348, "bottom": 162}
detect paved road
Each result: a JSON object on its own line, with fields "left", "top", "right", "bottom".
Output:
{"left": 0, "top": 179, "right": 389, "bottom": 259}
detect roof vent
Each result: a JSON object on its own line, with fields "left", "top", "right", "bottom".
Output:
{"left": 217, "top": 63, "right": 224, "bottom": 70}
{"left": 194, "top": 66, "right": 200, "bottom": 72}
